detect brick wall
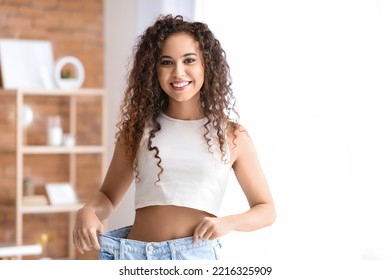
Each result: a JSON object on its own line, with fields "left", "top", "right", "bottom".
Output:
{"left": 0, "top": 0, "right": 104, "bottom": 260}
{"left": 0, "top": 0, "right": 103, "bottom": 87}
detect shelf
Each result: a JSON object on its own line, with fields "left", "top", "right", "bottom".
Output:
{"left": 0, "top": 88, "right": 106, "bottom": 96}
{"left": 0, "top": 244, "right": 42, "bottom": 258}
{"left": 0, "top": 87, "right": 107, "bottom": 260}
{"left": 22, "top": 145, "right": 105, "bottom": 154}
{"left": 21, "top": 203, "right": 84, "bottom": 214}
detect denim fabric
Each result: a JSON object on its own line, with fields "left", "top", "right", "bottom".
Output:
{"left": 98, "top": 225, "right": 222, "bottom": 260}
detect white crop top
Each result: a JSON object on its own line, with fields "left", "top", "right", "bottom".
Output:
{"left": 134, "top": 113, "right": 232, "bottom": 216}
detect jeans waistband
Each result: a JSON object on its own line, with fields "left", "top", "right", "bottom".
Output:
{"left": 99, "top": 225, "right": 221, "bottom": 256}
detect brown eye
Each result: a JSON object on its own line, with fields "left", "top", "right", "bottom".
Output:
{"left": 184, "top": 58, "right": 195, "bottom": 64}
{"left": 160, "top": 60, "right": 173, "bottom": 66}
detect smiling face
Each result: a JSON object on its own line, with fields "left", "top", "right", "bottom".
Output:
{"left": 157, "top": 32, "right": 205, "bottom": 110}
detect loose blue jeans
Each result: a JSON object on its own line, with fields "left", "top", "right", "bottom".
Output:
{"left": 98, "top": 225, "right": 222, "bottom": 260}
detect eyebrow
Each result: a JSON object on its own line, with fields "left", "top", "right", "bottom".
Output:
{"left": 160, "top": 53, "right": 198, "bottom": 59}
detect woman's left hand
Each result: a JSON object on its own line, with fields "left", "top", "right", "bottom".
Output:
{"left": 193, "top": 216, "right": 235, "bottom": 244}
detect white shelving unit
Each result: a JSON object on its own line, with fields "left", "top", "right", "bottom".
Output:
{"left": 0, "top": 88, "right": 107, "bottom": 259}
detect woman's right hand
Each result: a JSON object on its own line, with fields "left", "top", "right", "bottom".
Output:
{"left": 73, "top": 206, "right": 105, "bottom": 254}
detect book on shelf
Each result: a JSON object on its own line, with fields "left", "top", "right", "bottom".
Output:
{"left": 22, "top": 195, "right": 49, "bottom": 206}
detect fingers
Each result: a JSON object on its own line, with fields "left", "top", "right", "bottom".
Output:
{"left": 193, "top": 224, "right": 200, "bottom": 244}
{"left": 193, "top": 219, "right": 204, "bottom": 244}
{"left": 197, "top": 224, "right": 212, "bottom": 240}
{"left": 73, "top": 230, "right": 85, "bottom": 254}
{"left": 73, "top": 207, "right": 104, "bottom": 254}
{"left": 76, "top": 232, "right": 95, "bottom": 253}
{"left": 193, "top": 217, "right": 208, "bottom": 244}
{"left": 202, "top": 229, "right": 214, "bottom": 240}
{"left": 73, "top": 233, "right": 84, "bottom": 255}
{"left": 74, "top": 230, "right": 91, "bottom": 254}
{"left": 97, "top": 220, "right": 105, "bottom": 234}
{"left": 73, "top": 226, "right": 103, "bottom": 254}
{"left": 90, "top": 220, "right": 104, "bottom": 250}
{"left": 193, "top": 217, "right": 217, "bottom": 244}
{"left": 91, "top": 229, "right": 102, "bottom": 250}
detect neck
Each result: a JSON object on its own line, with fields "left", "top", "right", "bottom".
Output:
{"left": 165, "top": 99, "right": 204, "bottom": 120}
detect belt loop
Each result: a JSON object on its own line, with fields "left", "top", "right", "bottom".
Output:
{"left": 167, "top": 240, "right": 177, "bottom": 260}
{"left": 119, "top": 238, "right": 125, "bottom": 260}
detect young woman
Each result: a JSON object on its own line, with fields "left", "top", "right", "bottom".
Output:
{"left": 73, "top": 14, "right": 276, "bottom": 260}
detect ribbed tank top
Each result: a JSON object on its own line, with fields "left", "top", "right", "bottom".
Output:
{"left": 134, "top": 113, "right": 232, "bottom": 216}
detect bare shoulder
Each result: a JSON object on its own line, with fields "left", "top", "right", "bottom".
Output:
{"left": 227, "top": 122, "right": 255, "bottom": 163}
{"left": 227, "top": 122, "right": 253, "bottom": 144}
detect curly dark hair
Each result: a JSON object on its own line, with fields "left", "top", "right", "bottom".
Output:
{"left": 116, "top": 14, "right": 239, "bottom": 182}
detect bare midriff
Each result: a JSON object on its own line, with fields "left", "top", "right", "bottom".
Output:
{"left": 127, "top": 205, "right": 215, "bottom": 242}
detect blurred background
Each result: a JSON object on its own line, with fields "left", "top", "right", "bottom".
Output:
{"left": 1, "top": 0, "right": 389, "bottom": 260}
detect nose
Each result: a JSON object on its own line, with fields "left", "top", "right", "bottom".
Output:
{"left": 172, "top": 63, "right": 185, "bottom": 77}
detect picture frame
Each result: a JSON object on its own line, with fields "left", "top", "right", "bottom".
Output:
{"left": 0, "top": 39, "right": 56, "bottom": 90}
{"left": 45, "top": 183, "right": 78, "bottom": 205}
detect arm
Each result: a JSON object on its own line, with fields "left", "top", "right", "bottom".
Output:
{"left": 73, "top": 136, "right": 134, "bottom": 254}
{"left": 193, "top": 125, "right": 276, "bottom": 242}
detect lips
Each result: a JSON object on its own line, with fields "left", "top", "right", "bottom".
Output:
{"left": 171, "top": 81, "right": 191, "bottom": 89}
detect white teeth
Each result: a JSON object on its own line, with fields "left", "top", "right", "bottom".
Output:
{"left": 172, "top": 81, "right": 189, "bottom": 88}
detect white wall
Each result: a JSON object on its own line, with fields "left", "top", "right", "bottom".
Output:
{"left": 104, "top": 0, "right": 390, "bottom": 260}
{"left": 134, "top": 0, "right": 195, "bottom": 35}
{"left": 103, "top": 0, "right": 137, "bottom": 230}
{"left": 195, "top": 0, "right": 390, "bottom": 260}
